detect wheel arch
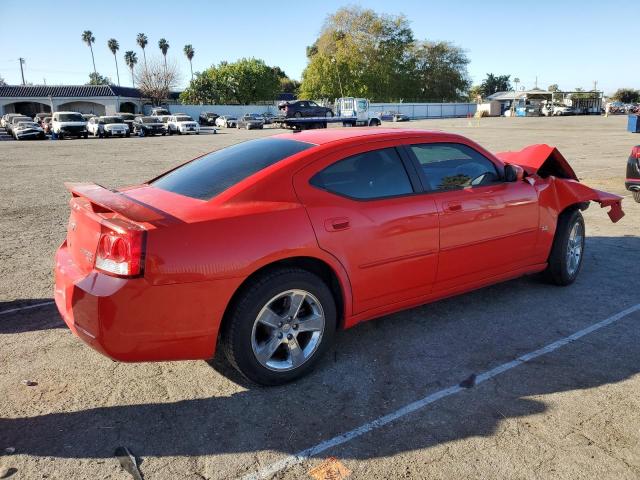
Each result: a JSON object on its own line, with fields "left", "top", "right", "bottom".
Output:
{"left": 219, "top": 255, "right": 351, "bottom": 345}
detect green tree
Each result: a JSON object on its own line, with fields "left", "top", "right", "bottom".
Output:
{"left": 183, "top": 44, "right": 195, "bottom": 81}
{"left": 124, "top": 51, "right": 138, "bottom": 87}
{"left": 468, "top": 85, "right": 483, "bottom": 102}
{"left": 81, "top": 30, "right": 97, "bottom": 76}
{"left": 86, "top": 72, "right": 111, "bottom": 85}
{"left": 180, "top": 58, "right": 281, "bottom": 105}
{"left": 299, "top": 7, "right": 415, "bottom": 101}
{"left": 547, "top": 84, "right": 560, "bottom": 92}
{"left": 410, "top": 41, "right": 470, "bottom": 101}
{"left": 611, "top": 88, "right": 640, "bottom": 103}
{"left": 158, "top": 38, "right": 170, "bottom": 69}
{"left": 480, "top": 73, "right": 511, "bottom": 97}
{"left": 0, "top": 75, "right": 6, "bottom": 86}
{"left": 107, "top": 38, "right": 120, "bottom": 86}
{"left": 136, "top": 33, "right": 148, "bottom": 67}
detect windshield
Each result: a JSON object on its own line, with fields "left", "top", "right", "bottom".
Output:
{"left": 151, "top": 138, "right": 314, "bottom": 200}
{"left": 18, "top": 122, "right": 37, "bottom": 128}
{"left": 175, "top": 116, "right": 193, "bottom": 122}
{"left": 101, "top": 117, "right": 124, "bottom": 124}
{"left": 13, "top": 117, "right": 31, "bottom": 123}
{"left": 57, "top": 113, "right": 84, "bottom": 122}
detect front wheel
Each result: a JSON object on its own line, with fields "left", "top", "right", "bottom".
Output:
{"left": 633, "top": 191, "right": 640, "bottom": 203}
{"left": 221, "top": 268, "right": 336, "bottom": 386}
{"left": 544, "top": 209, "right": 585, "bottom": 286}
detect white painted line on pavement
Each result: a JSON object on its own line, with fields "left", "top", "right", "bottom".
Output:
{"left": 0, "top": 301, "right": 54, "bottom": 316}
{"left": 243, "top": 302, "right": 640, "bottom": 480}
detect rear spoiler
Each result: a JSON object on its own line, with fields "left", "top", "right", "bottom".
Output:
{"left": 65, "top": 182, "right": 165, "bottom": 223}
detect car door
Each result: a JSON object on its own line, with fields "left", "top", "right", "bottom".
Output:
{"left": 294, "top": 142, "right": 439, "bottom": 314}
{"left": 405, "top": 142, "right": 540, "bottom": 291}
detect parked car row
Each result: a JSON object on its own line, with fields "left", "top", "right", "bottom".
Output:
{"left": 1, "top": 111, "right": 210, "bottom": 140}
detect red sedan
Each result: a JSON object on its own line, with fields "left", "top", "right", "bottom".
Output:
{"left": 54, "top": 129, "right": 624, "bottom": 385}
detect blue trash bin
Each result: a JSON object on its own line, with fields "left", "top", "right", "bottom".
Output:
{"left": 628, "top": 115, "right": 640, "bottom": 133}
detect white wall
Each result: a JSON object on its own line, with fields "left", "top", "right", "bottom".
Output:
{"left": 143, "top": 104, "right": 279, "bottom": 118}
{"left": 369, "top": 102, "right": 477, "bottom": 119}
{"left": 153, "top": 102, "right": 477, "bottom": 120}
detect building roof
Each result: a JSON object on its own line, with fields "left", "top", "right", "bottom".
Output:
{"left": 0, "top": 85, "right": 143, "bottom": 98}
{"left": 487, "top": 90, "right": 553, "bottom": 101}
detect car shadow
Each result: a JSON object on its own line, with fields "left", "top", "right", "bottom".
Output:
{"left": 0, "top": 299, "right": 61, "bottom": 334}
{"left": 1, "top": 236, "right": 639, "bottom": 473}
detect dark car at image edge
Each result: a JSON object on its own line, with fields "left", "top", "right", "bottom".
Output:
{"left": 626, "top": 145, "right": 640, "bottom": 202}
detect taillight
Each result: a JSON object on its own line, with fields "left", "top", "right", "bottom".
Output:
{"left": 632, "top": 146, "right": 640, "bottom": 159}
{"left": 95, "top": 218, "right": 145, "bottom": 277}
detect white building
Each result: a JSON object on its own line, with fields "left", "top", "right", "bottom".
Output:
{"left": 0, "top": 85, "right": 146, "bottom": 116}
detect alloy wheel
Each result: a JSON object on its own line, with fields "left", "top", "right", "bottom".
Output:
{"left": 251, "top": 289, "right": 325, "bottom": 371}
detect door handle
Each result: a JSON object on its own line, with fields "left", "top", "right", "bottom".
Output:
{"left": 446, "top": 202, "right": 462, "bottom": 212}
{"left": 325, "top": 217, "right": 350, "bottom": 232}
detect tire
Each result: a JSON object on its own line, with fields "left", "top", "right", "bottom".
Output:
{"left": 544, "top": 208, "right": 585, "bottom": 286}
{"left": 294, "top": 112, "right": 302, "bottom": 118}
{"left": 245, "top": 124, "right": 251, "bottom": 130}
{"left": 633, "top": 191, "right": 640, "bottom": 203}
{"left": 126, "top": 132, "right": 130, "bottom": 138}
{"left": 83, "top": 133, "right": 88, "bottom": 139}
{"left": 221, "top": 268, "right": 337, "bottom": 386}
{"left": 58, "top": 132, "right": 64, "bottom": 140}
{"left": 325, "top": 111, "right": 333, "bottom": 118}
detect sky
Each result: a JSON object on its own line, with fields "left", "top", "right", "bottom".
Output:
{"left": 0, "top": 0, "right": 637, "bottom": 95}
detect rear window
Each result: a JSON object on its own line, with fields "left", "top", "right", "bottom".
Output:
{"left": 151, "top": 138, "right": 314, "bottom": 200}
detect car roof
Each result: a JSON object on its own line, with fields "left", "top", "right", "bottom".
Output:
{"left": 272, "top": 128, "right": 454, "bottom": 146}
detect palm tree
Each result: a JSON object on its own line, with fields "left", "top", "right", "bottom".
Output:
{"left": 183, "top": 44, "right": 195, "bottom": 81}
{"left": 136, "top": 33, "right": 148, "bottom": 67}
{"left": 81, "top": 30, "right": 97, "bottom": 76}
{"left": 158, "top": 38, "right": 169, "bottom": 70}
{"left": 107, "top": 38, "right": 120, "bottom": 86}
{"left": 124, "top": 51, "right": 138, "bottom": 87}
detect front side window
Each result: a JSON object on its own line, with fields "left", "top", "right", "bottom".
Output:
{"left": 310, "top": 148, "right": 413, "bottom": 200}
{"left": 151, "top": 138, "right": 314, "bottom": 200}
{"left": 410, "top": 143, "right": 500, "bottom": 191}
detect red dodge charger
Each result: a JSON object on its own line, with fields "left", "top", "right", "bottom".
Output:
{"left": 55, "top": 129, "right": 624, "bottom": 385}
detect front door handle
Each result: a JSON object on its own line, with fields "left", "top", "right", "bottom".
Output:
{"left": 445, "top": 202, "right": 462, "bottom": 212}
{"left": 325, "top": 217, "right": 350, "bottom": 232}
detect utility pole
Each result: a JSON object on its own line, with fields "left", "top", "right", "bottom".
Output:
{"left": 18, "top": 57, "right": 26, "bottom": 85}
{"left": 593, "top": 80, "right": 598, "bottom": 92}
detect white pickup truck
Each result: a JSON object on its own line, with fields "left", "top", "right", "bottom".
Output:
{"left": 51, "top": 111, "right": 88, "bottom": 139}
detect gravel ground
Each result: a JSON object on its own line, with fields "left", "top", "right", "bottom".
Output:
{"left": 0, "top": 116, "right": 638, "bottom": 480}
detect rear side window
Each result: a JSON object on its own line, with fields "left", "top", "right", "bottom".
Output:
{"left": 410, "top": 143, "right": 500, "bottom": 191}
{"left": 151, "top": 138, "right": 313, "bottom": 200}
{"left": 310, "top": 148, "right": 414, "bottom": 200}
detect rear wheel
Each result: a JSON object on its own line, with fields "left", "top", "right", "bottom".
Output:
{"left": 544, "top": 209, "right": 585, "bottom": 286}
{"left": 633, "top": 191, "right": 640, "bottom": 203}
{"left": 325, "top": 111, "right": 333, "bottom": 118}
{"left": 221, "top": 268, "right": 336, "bottom": 385}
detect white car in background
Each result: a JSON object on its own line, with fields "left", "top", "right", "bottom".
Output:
{"left": 13, "top": 121, "right": 45, "bottom": 140}
{"left": 166, "top": 114, "right": 200, "bottom": 135}
{"left": 51, "top": 111, "right": 88, "bottom": 139}
{"left": 215, "top": 115, "right": 238, "bottom": 128}
{"left": 87, "top": 116, "right": 130, "bottom": 138}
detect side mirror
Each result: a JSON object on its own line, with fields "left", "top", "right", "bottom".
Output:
{"left": 504, "top": 164, "right": 525, "bottom": 182}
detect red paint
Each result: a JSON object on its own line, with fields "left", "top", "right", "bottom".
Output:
{"left": 54, "top": 129, "right": 624, "bottom": 362}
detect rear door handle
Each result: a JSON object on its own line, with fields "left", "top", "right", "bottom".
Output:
{"left": 324, "top": 217, "right": 350, "bottom": 232}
